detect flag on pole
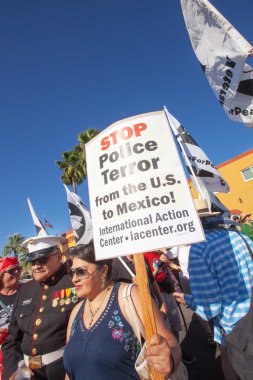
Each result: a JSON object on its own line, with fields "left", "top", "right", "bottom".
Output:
{"left": 165, "top": 108, "right": 229, "bottom": 215}
{"left": 181, "top": 0, "right": 253, "bottom": 127}
{"left": 27, "top": 198, "right": 48, "bottom": 236}
{"left": 44, "top": 218, "right": 54, "bottom": 229}
{"left": 64, "top": 185, "right": 93, "bottom": 245}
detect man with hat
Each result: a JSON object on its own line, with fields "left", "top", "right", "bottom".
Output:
{"left": 241, "top": 211, "right": 253, "bottom": 241}
{"left": 2, "top": 235, "right": 78, "bottom": 380}
{"left": 174, "top": 199, "right": 253, "bottom": 380}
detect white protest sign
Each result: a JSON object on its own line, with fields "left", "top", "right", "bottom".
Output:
{"left": 86, "top": 111, "right": 205, "bottom": 260}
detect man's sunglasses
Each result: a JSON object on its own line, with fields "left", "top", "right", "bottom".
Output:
{"left": 5, "top": 266, "right": 22, "bottom": 275}
{"left": 31, "top": 252, "right": 58, "bottom": 266}
{"left": 69, "top": 266, "right": 102, "bottom": 280}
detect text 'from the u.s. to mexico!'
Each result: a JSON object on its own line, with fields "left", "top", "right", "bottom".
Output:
{"left": 86, "top": 111, "right": 205, "bottom": 260}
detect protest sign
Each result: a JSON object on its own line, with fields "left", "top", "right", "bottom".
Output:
{"left": 86, "top": 110, "right": 205, "bottom": 260}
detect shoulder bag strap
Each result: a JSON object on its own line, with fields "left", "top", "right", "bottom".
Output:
{"left": 123, "top": 283, "right": 145, "bottom": 343}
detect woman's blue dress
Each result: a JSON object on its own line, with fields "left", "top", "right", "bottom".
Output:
{"left": 63, "top": 282, "right": 141, "bottom": 380}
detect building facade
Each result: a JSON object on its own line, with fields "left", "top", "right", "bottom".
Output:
{"left": 217, "top": 149, "right": 253, "bottom": 215}
{"left": 189, "top": 149, "right": 253, "bottom": 216}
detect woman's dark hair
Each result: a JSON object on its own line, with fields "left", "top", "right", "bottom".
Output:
{"left": 69, "top": 240, "right": 113, "bottom": 278}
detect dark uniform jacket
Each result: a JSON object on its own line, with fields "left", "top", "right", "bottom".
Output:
{"left": 2, "top": 264, "right": 78, "bottom": 380}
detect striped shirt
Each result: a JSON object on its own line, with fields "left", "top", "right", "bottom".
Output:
{"left": 185, "top": 228, "right": 253, "bottom": 344}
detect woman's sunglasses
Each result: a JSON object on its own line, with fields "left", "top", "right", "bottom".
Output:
{"left": 5, "top": 266, "right": 22, "bottom": 275}
{"left": 69, "top": 266, "right": 102, "bottom": 280}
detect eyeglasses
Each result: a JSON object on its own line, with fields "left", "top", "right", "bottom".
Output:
{"left": 69, "top": 266, "right": 102, "bottom": 280}
{"left": 30, "top": 252, "right": 59, "bottom": 266}
{"left": 31, "top": 256, "right": 51, "bottom": 266}
{"left": 5, "top": 266, "right": 22, "bottom": 275}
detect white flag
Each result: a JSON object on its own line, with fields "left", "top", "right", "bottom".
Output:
{"left": 165, "top": 109, "right": 230, "bottom": 193}
{"left": 201, "top": 187, "right": 229, "bottom": 216}
{"left": 27, "top": 198, "right": 48, "bottom": 237}
{"left": 181, "top": 0, "right": 253, "bottom": 127}
{"left": 165, "top": 109, "right": 230, "bottom": 215}
{"left": 64, "top": 185, "right": 93, "bottom": 245}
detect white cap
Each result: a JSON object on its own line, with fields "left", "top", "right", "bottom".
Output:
{"left": 23, "top": 235, "right": 66, "bottom": 262}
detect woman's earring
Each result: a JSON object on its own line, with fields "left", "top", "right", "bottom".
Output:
{"left": 101, "top": 278, "right": 105, "bottom": 289}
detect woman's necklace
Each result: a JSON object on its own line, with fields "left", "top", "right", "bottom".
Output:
{"left": 87, "top": 285, "right": 112, "bottom": 329}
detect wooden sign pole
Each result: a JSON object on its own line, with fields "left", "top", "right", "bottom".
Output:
{"left": 134, "top": 253, "right": 165, "bottom": 380}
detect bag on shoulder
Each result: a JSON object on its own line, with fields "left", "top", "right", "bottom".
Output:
{"left": 224, "top": 290, "right": 253, "bottom": 380}
{"left": 123, "top": 283, "right": 188, "bottom": 380}
{"left": 223, "top": 232, "right": 253, "bottom": 380}
{"left": 123, "top": 283, "right": 151, "bottom": 380}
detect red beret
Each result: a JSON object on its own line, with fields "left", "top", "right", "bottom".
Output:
{"left": 0, "top": 257, "right": 19, "bottom": 273}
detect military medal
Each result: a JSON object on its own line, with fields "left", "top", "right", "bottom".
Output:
{"left": 65, "top": 288, "right": 72, "bottom": 304}
{"left": 52, "top": 291, "right": 60, "bottom": 307}
{"left": 59, "top": 289, "right": 65, "bottom": 305}
{"left": 71, "top": 287, "right": 78, "bottom": 303}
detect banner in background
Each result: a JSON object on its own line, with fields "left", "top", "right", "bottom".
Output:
{"left": 27, "top": 198, "right": 48, "bottom": 236}
{"left": 64, "top": 185, "right": 93, "bottom": 245}
{"left": 181, "top": 0, "right": 253, "bottom": 127}
{"left": 165, "top": 109, "right": 229, "bottom": 215}
{"left": 166, "top": 109, "right": 230, "bottom": 193}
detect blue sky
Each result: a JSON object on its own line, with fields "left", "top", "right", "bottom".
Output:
{"left": 1, "top": 0, "right": 252, "bottom": 250}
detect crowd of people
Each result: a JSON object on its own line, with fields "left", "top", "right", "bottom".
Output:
{"left": 0, "top": 205, "right": 252, "bottom": 380}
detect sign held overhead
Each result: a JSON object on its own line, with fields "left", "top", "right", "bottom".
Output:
{"left": 86, "top": 111, "right": 205, "bottom": 260}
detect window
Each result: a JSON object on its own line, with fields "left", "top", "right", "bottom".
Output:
{"left": 241, "top": 166, "right": 253, "bottom": 181}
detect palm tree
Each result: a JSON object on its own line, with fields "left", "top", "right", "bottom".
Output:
{"left": 3, "top": 234, "right": 27, "bottom": 257}
{"left": 78, "top": 128, "right": 100, "bottom": 147}
{"left": 78, "top": 128, "right": 100, "bottom": 175}
{"left": 56, "top": 146, "right": 85, "bottom": 194}
{"left": 2, "top": 234, "right": 31, "bottom": 278}
{"left": 18, "top": 251, "right": 32, "bottom": 278}
{"left": 56, "top": 128, "right": 100, "bottom": 194}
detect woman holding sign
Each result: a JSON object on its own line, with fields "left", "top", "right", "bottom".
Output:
{"left": 63, "top": 241, "right": 181, "bottom": 380}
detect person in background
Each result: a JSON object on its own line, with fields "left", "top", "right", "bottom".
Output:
{"left": 150, "top": 248, "right": 197, "bottom": 364}
{"left": 2, "top": 235, "right": 78, "bottom": 380}
{"left": 241, "top": 212, "right": 253, "bottom": 241}
{"left": 169, "top": 245, "right": 216, "bottom": 348}
{"left": 111, "top": 255, "right": 167, "bottom": 315}
{"left": 230, "top": 215, "right": 241, "bottom": 231}
{"left": 0, "top": 257, "right": 22, "bottom": 379}
{"left": 231, "top": 215, "right": 241, "bottom": 224}
{"left": 64, "top": 242, "right": 181, "bottom": 380}
{"left": 144, "top": 250, "right": 182, "bottom": 340}
{"left": 174, "top": 200, "right": 253, "bottom": 380}
{"left": 163, "top": 248, "right": 181, "bottom": 284}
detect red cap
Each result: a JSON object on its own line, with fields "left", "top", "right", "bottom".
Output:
{"left": 0, "top": 257, "right": 19, "bottom": 273}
